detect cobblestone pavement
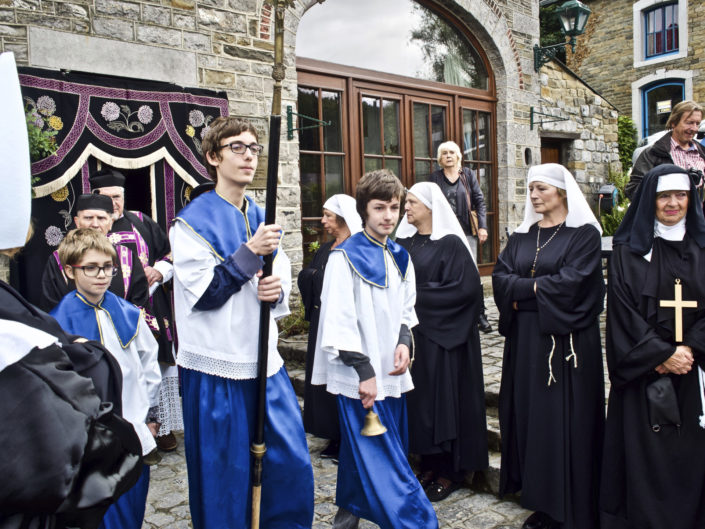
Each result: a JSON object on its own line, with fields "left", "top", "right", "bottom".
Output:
{"left": 143, "top": 291, "right": 540, "bottom": 528}
{"left": 143, "top": 431, "right": 530, "bottom": 529}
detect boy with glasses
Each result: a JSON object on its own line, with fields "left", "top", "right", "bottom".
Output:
{"left": 170, "top": 116, "right": 313, "bottom": 529}
{"left": 51, "top": 228, "right": 161, "bottom": 529}
{"left": 41, "top": 193, "right": 149, "bottom": 311}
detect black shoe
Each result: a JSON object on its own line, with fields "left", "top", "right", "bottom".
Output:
{"left": 478, "top": 313, "right": 493, "bottom": 333}
{"left": 416, "top": 470, "right": 435, "bottom": 489}
{"left": 522, "top": 512, "right": 560, "bottom": 529}
{"left": 425, "top": 478, "right": 461, "bottom": 502}
{"left": 332, "top": 508, "right": 359, "bottom": 529}
{"left": 320, "top": 440, "right": 339, "bottom": 461}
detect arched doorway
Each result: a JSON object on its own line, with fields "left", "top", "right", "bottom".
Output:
{"left": 295, "top": 0, "right": 498, "bottom": 273}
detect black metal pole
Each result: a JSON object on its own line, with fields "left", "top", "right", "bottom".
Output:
{"left": 251, "top": 2, "right": 287, "bottom": 527}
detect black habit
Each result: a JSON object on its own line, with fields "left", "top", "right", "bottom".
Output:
{"left": 110, "top": 211, "right": 175, "bottom": 365}
{"left": 601, "top": 164, "right": 705, "bottom": 529}
{"left": 398, "top": 233, "right": 488, "bottom": 472}
{"left": 298, "top": 240, "right": 340, "bottom": 441}
{"left": 492, "top": 223, "right": 605, "bottom": 529}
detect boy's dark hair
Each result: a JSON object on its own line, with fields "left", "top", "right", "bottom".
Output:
{"left": 201, "top": 117, "right": 259, "bottom": 181}
{"left": 58, "top": 228, "right": 117, "bottom": 267}
{"left": 355, "top": 169, "right": 406, "bottom": 226}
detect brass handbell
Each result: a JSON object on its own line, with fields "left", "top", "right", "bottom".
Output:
{"left": 360, "top": 409, "right": 387, "bottom": 437}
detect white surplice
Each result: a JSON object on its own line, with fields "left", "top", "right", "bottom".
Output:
{"left": 312, "top": 250, "right": 418, "bottom": 400}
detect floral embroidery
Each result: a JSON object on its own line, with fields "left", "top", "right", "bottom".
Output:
{"left": 47, "top": 115, "right": 63, "bottom": 131}
{"left": 189, "top": 110, "right": 205, "bottom": 128}
{"left": 108, "top": 233, "right": 121, "bottom": 245}
{"left": 101, "top": 102, "right": 120, "bottom": 122}
{"left": 184, "top": 186, "right": 193, "bottom": 201}
{"left": 186, "top": 109, "right": 215, "bottom": 154}
{"left": 101, "top": 101, "right": 154, "bottom": 133}
{"left": 137, "top": 105, "right": 153, "bottom": 125}
{"left": 51, "top": 186, "right": 69, "bottom": 202}
{"left": 37, "top": 95, "right": 57, "bottom": 116}
{"left": 24, "top": 95, "right": 62, "bottom": 162}
{"left": 45, "top": 225, "right": 64, "bottom": 246}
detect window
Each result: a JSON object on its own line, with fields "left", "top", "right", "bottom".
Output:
{"left": 296, "top": 0, "right": 489, "bottom": 90}
{"left": 633, "top": 0, "right": 687, "bottom": 68}
{"left": 298, "top": 86, "right": 345, "bottom": 263}
{"left": 642, "top": 80, "right": 684, "bottom": 137}
{"left": 645, "top": 3, "right": 679, "bottom": 58}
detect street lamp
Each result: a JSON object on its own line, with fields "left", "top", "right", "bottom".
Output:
{"left": 534, "top": 0, "right": 592, "bottom": 72}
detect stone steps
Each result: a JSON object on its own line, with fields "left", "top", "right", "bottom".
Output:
{"left": 280, "top": 335, "right": 505, "bottom": 495}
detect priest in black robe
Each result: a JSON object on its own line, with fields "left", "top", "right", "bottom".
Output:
{"left": 492, "top": 164, "right": 605, "bottom": 529}
{"left": 40, "top": 193, "right": 149, "bottom": 311}
{"left": 601, "top": 163, "right": 705, "bottom": 529}
{"left": 298, "top": 194, "right": 362, "bottom": 460}
{"left": 397, "top": 182, "right": 488, "bottom": 502}
{"left": 90, "top": 168, "right": 180, "bottom": 450}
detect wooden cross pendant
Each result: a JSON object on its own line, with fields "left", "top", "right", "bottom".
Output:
{"left": 659, "top": 278, "right": 698, "bottom": 342}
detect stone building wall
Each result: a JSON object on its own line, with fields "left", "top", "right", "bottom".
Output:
{"left": 538, "top": 61, "right": 620, "bottom": 198}
{"left": 567, "top": 0, "right": 705, "bottom": 119}
{"left": 0, "top": 0, "right": 621, "bottom": 268}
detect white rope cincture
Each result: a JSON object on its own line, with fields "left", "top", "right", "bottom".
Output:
{"left": 547, "top": 335, "right": 557, "bottom": 386}
{"left": 547, "top": 333, "right": 579, "bottom": 387}
{"left": 698, "top": 366, "right": 705, "bottom": 429}
{"left": 565, "top": 332, "right": 578, "bottom": 368}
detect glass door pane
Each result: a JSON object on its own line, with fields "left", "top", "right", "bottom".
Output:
{"left": 411, "top": 101, "right": 447, "bottom": 183}
{"left": 361, "top": 94, "right": 401, "bottom": 175}
{"left": 297, "top": 85, "right": 346, "bottom": 265}
{"left": 461, "top": 106, "right": 495, "bottom": 266}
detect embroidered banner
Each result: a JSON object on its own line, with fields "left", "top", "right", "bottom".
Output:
{"left": 15, "top": 67, "right": 229, "bottom": 305}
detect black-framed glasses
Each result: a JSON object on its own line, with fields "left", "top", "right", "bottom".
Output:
{"left": 71, "top": 264, "right": 119, "bottom": 277}
{"left": 219, "top": 142, "right": 264, "bottom": 156}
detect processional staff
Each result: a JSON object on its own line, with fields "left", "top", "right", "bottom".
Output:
{"left": 251, "top": 1, "right": 293, "bottom": 528}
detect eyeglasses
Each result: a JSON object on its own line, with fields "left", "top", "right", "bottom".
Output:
{"left": 219, "top": 142, "right": 264, "bottom": 156}
{"left": 71, "top": 264, "right": 118, "bottom": 277}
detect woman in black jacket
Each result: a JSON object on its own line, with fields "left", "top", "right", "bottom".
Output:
{"left": 429, "top": 140, "right": 492, "bottom": 332}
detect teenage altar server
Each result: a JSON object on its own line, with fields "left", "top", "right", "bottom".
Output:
{"left": 313, "top": 169, "right": 438, "bottom": 529}
{"left": 170, "top": 116, "right": 314, "bottom": 529}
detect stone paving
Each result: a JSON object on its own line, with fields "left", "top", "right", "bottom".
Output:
{"left": 142, "top": 288, "right": 542, "bottom": 528}
{"left": 143, "top": 431, "right": 530, "bottom": 529}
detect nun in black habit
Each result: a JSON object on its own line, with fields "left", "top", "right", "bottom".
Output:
{"left": 396, "top": 181, "right": 488, "bottom": 502}
{"left": 600, "top": 164, "right": 705, "bottom": 529}
{"left": 297, "top": 194, "right": 362, "bottom": 459}
{"left": 492, "top": 163, "right": 605, "bottom": 529}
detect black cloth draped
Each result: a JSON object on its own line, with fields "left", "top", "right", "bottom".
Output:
{"left": 0, "top": 281, "right": 141, "bottom": 529}
{"left": 398, "top": 233, "right": 488, "bottom": 472}
{"left": 492, "top": 223, "right": 605, "bottom": 529}
{"left": 298, "top": 240, "right": 340, "bottom": 441}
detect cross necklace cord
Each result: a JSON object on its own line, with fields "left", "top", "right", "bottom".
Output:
{"left": 659, "top": 278, "right": 698, "bottom": 342}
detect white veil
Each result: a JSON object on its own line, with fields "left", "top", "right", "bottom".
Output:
{"left": 515, "top": 163, "right": 602, "bottom": 234}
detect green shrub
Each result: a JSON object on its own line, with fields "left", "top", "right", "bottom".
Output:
{"left": 617, "top": 115, "right": 637, "bottom": 173}
{"left": 278, "top": 300, "right": 309, "bottom": 337}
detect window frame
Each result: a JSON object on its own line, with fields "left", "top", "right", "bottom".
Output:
{"left": 640, "top": 79, "right": 685, "bottom": 138}
{"left": 633, "top": 0, "right": 688, "bottom": 68}
{"left": 644, "top": 3, "right": 679, "bottom": 59}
